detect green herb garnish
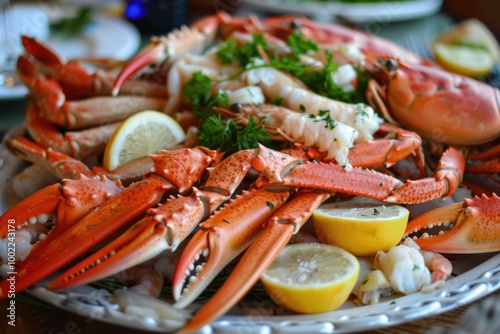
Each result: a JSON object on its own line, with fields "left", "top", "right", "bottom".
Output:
{"left": 50, "top": 6, "right": 94, "bottom": 39}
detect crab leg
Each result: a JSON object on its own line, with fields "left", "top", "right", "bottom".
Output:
{"left": 48, "top": 149, "right": 256, "bottom": 290}
{"left": 0, "top": 147, "right": 215, "bottom": 298}
{"left": 404, "top": 194, "right": 500, "bottom": 253}
{"left": 385, "top": 147, "right": 465, "bottom": 204}
{"left": 172, "top": 188, "right": 291, "bottom": 308}
{"left": 33, "top": 78, "right": 168, "bottom": 130}
{"left": 252, "top": 144, "right": 402, "bottom": 201}
{"left": 24, "top": 103, "right": 120, "bottom": 159}
{"left": 7, "top": 136, "right": 153, "bottom": 186}
{"left": 19, "top": 36, "right": 167, "bottom": 99}
{"left": 112, "top": 15, "right": 218, "bottom": 96}
{"left": 180, "top": 190, "right": 330, "bottom": 333}
{"left": 347, "top": 123, "right": 425, "bottom": 176}
{"left": 6, "top": 137, "right": 95, "bottom": 180}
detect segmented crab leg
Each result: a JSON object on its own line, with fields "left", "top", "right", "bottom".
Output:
{"left": 33, "top": 78, "right": 168, "bottom": 130}
{"left": 385, "top": 147, "right": 465, "bottom": 204}
{"left": 404, "top": 194, "right": 500, "bottom": 253}
{"left": 48, "top": 149, "right": 256, "bottom": 290}
{"left": 0, "top": 147, "right": 216, "bottom": 298}
{"left": 7, "top": 136, "right": 154, "bottom": 186}
{"left": 172, "top": 188, "right": 291, "bottom": 308}
{"left": 112, "top": 15, "right": 218, "bottom": 96}
{"left": 19, "top": 36, "right": 167, "bottom": 99}
{"left": 252, "top": 144, "right": 402, "bottom": 201}
{"left": 179, "top": 189, "right": 330, "bottom": 333}
{"left": 348, "top": 122, "right": 425, "bottom": 176}
{"left": 466, "top": 144, "right": 500, "bottom": 174}
{"left": 24, "top": 103, "right": 120, "bottom": 159}
{"left": 6, "top": 137, "right": 95, "bottom": 180}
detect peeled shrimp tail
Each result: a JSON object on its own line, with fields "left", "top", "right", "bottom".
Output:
{"left": 420, "top": 250, "right": 453, "bottom": 283}
{"left": 114, "top": 265, "right": 164, "bottom": 298}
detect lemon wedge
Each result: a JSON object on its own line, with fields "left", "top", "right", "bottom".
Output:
{"left": 260, "top": 243, "right": 359, "bottom": 314}
{"left": 433, "top": 42, "right": 495, "bottom": 77}
{"left": 103, "top": 110, "right": 186, "bottom": 170}
{"left": 312, "top": 202, "right": 409, "bottom": 257}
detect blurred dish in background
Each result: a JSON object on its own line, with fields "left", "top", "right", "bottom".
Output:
{"left": 243, "top": 0, "right": 443, "bottom": 23}
{"left": 0, "top": 4, "right": 140, "bottom": 100}
{"left": 124, "top": 0, "right": 189, "bottom": 34}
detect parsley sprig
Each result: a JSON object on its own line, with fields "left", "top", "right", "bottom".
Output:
{"left": 199, "top": 115, "right": 270, "bottom": 154}
{"left": 182, "top": 71, "right": 271, "bottom": 155}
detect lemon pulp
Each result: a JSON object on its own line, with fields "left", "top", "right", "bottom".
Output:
{"left": 312, "top": 202, "right": 409, "bottom": 257}
{"left": 103, "top": 110, "right": 186, "bottom": 170}
{"left": 260, "top": 243, "right": 359, "bottom": 314}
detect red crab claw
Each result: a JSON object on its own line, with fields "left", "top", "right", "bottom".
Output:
{"left": 179, "top": 190, "right": 330, "bottom": 334}
{"left": 172, "top": 188, "right": 291, "bottom": 308}
{"left": 0, "top": 147, "right": 216, "bottom": 298}
{"left": 112, "top": 15, "right": 218, "bottom": 96}
{"left": 48, "top": 149, "right": 255, "bottom": 290}
{"left": 404, "top": 193, "right": 500, "bottom": 253}
{"left": 0, "top": 175, "right": 124, "bottom": 298}
{"left": 0, "top": 175, "right": 123, "bottom": 238}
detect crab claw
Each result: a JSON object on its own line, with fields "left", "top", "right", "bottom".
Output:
{"left": 0, "top": 148, "right": 216, "bottom": 298}
{"left": 0, "top": 175, "right": 123, "bottom": 298}
{"left": 172, "top": 188, "right": 290, "bottom": 308}
{"left": 112, "top": 15, "right": 218, "bottom": 96}
{"left": 48, "top": 193, "right": 208, "bottom": 290}
{"left": 0, "top": 175, "right": 123, "bottom": 246}
{"left": 404, "top": 194, "right": 500, "bottom": 253}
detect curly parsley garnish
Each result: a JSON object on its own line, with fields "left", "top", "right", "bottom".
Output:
{"left": 182, "top": 71, "right": 271, "bottom": 154}
{"left": 198, "top": 115, "right": 270, "bottom": 155}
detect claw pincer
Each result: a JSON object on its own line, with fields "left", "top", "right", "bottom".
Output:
{"left": 405, "top": 194, "right": 500, "bottom": 253}
{"left": 0, "top": 147, "right": 216, "bottom": 297}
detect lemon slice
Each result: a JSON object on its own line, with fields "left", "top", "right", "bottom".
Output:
{"left": 433, "top": 42, "right": 494, "bottom": 77}
{"left": 312, "top": 202, "right": 409, "bottom": 257}
{"left": 103, "top": 110, "right": 186, "bottom": 170}
{"left": 260, "top": 243, "right": 359, "bottom": 314}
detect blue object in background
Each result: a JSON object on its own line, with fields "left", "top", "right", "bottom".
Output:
{"left": 124, "top": 0, "right": 188, "bottom": 34}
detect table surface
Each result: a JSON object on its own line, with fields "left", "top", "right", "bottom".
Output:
{"left": 1, "top": 2, "right": 499, "bottom": 333}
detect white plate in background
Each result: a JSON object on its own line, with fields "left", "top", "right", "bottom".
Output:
{"left": 244, "top": 0, "right": 444, "bottom": 23}
{"left": 0, "top": 4, "right": 140, "bottom": 100}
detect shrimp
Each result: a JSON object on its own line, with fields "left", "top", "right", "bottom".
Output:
{"left": 360, "top": 237, "right": 453, "bottom": 303}
{"left": 113, "top": 265, "right": 164, "bottom": 298}
{"left": 165, "top": 51, "right": 241, "bottom": 114}
{"left": 356, "top": 238, "right": 453, "bottom": 304}
{"left": 405, "top": 238, "right": 453, "bottom": 283}
{"left": 373, "top": 241, "right": 431, "bottom": 294}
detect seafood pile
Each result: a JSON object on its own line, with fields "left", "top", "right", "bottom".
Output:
{"left": 0, "top": 11, "right": 499, "bottom": 333}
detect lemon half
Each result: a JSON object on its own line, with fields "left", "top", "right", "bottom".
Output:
{"left": 312, "top": 202, "right": 409, "bottom": 257}
{"left": 260, "top": 243, "right": 359, "bottom": 314}
{"left": 433, "top": 42, "right": 494, "bottom": 77}
{"left": 103, "top": 110, "right": 186, "bottom": 170}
